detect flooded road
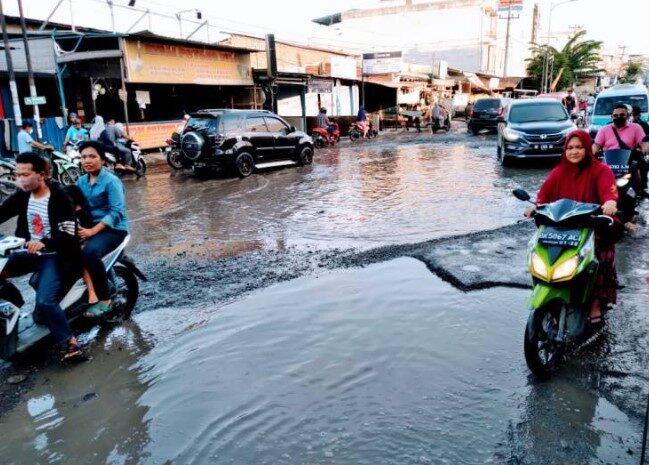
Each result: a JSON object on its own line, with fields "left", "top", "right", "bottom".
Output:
{"left": 1, "top": 129, "right": 647, "bottom": 464}
{"left": 124, "top": 131, "right": 550, "bottom": 256}
{"left": 0, "top": 258, "right": 641, "bottom": 464}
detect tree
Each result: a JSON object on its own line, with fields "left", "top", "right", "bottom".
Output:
{"left": 526, "top": 30, "right": 603, "bottom": 91}
{"left": 621, "top": 61, "right": 644, "bottom": 84}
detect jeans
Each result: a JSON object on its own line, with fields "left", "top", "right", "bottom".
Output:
{"left": 116, "top": 143, "right": 133, "bottom": 166}
{"left": 83, "top": 229, "right": 127, "bottom": 301}
{"left": 5, "top": 253, "right": 71, "bottom": 345}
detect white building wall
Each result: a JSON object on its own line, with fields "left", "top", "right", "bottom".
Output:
{"left": 333, "top": 1, "right": 500, "bottom": 74}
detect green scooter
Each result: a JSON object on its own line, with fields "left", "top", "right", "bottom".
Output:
{"left": 513, "top": 188, "right": 617, "bottom": 378}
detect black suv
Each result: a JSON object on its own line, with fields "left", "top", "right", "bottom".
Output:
{"left": 496, "top": 99, "right": 575, "bottom": 166}
{"left": 467, "top": 98, "right": 506, "bottom": 134}
{"left": 180, "top": 109, "right": 314, "bottom": 177}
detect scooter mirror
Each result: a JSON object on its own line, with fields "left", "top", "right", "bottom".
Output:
{"left": 512, "top": 188, "right": 531, "bottom": 202}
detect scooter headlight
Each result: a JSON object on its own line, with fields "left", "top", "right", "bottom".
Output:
{"left": 552, "top": 256, "right": 579, "bottom": 281}
{"left": 531, "top": 252, "right": 548, "bottom": 279}
{"left": 616, "top": 173, "right": 631, "bottom": 187}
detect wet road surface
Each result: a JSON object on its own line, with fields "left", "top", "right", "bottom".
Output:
{"left": 1, "top": 128, "right": 648, "bottom": 464}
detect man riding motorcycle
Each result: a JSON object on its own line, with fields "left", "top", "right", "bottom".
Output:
{"left": 592, "top": 103, "right": 649, "bottom": 198}
{"left": 316, "top": 107, "right": 334, "bottom": 137}
{"left": 0, "top": 152, "right": 83, "bottom": 362}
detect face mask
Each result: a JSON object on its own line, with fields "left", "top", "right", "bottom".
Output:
{"left": 17, "top": 176, "right": 40, "bottom": 192}
{"left": 613, "top": 117, "right": 627, "bottom": 127}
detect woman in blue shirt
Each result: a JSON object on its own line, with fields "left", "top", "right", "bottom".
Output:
{"left": 76, "top": 141, "right": 129, "bottom": 317}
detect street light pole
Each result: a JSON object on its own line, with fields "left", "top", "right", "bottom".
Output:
{"left": 542, "top": 0, "right": 577, "bottom": 93}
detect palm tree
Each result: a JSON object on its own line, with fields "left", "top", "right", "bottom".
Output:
{"left": 526, "top": 31, "right": 603, "bottom": 91}
{"left": 621, "top": 61, "right": 644, "bottom": 84}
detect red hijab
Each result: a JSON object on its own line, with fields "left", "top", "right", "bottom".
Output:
{"left": 537, "top": 129, "right": 618, "bottom": 205}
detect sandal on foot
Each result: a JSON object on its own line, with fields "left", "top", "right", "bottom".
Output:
{"left": 61, "top": 342, "right": 84, "bottom": 363}
{"left": 83, "top": 301, "right": 112, "bottom": 318}
{"left": 587, "top": 314, "right": 604, "bottom": 327}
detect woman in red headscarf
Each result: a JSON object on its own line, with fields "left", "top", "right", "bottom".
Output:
{"left": 525, "top": 129, "right": 619, "bottom": 325}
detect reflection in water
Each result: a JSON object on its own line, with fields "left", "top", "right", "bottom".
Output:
{"left": 0, "top": 322, "right": 153, "bottom": 465}
{"left": 124, "top": 139, "right": 547, "bottom": 256}
{"left": 500, "top": 376, "right": 639, "bottom": 465}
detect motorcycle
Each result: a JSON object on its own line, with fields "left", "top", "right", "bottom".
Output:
{"left": 513, "top": 188, "right": 620, "bottom": 378}
{"left": 349, "top": 120, "right": 377, "bottom": 141}
{"left": 0, "top": 233, "right": 146, "bottom": 361}
{"left": 44, "top": 147, "right": 81, "bottom": 186}
{"left": 312, "top": 122, "right": 340, "bottom": 148}
{"left": 105, "top": 139, "right": 146, "bottom": 177}
{"left": 165, "top": 132, "right": 184, "bottom": 170}
{"left": 431, "top": 114, "right": 451, "bottom": 133}
{"left": 0, "top": 157, "right": 17, "bottom": 198}
{"left": 602, "top": 149, "right": 639, "bottom": 224}
{"left": 64, "top": 139, "right": 83, "bottom": 170}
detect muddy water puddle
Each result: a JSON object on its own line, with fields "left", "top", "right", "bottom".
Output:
{"left": 0, "top": 258, "right": 639, "bottom": 464}
{"left": 124, "top": 137, "right": 550, "bottom": 257}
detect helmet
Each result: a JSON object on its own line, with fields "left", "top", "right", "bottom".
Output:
{"left": 320, "top": 107, "right": 327, "bottom": 113}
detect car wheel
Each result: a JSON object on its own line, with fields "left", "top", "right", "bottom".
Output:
{"left": 298, "top": 146, "right": 313, "bottom": 166}
{"left": 235, "top": 152, "right": 255, "bottom": 178}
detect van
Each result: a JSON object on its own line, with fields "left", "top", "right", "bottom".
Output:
{"left": 589, "top": 84, "right": 649, "bottom": 137}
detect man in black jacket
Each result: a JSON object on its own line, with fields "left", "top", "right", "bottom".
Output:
{"left": 0, "top": 152, "right": 83, "bottom": 362}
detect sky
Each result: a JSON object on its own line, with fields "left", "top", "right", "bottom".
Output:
{"left": 5, "top": 0, "right": 649, "bottom": 56}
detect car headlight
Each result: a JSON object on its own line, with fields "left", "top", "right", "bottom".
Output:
{"left": 531, "top": 252, "right": 548, "bottom": 279}
{"left": 552, "top": 256, "right": 579, "bottom": 281}
{"left": 503, "top": 128, "right": 522, "bottom": 142}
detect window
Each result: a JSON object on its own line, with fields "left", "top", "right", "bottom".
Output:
{"left": 185, "top": 117, "right": 215, "bottom": 132}
{"left": 265, "top": 117, "right": 289, "bottom": 133}
{"left": 474, "top": 99, "right": 501, "bottom": 110}
{"left": 219, "top": 115, "right": 242, "bottom": 133}
{"left": 244, "top": 116, "right": 268, "bottom": 132}
{"left": 594, "top": 95, "right": 649, "bottom": 116}
{"left": 509, "top": 103, "right": 568, "bottom": 123}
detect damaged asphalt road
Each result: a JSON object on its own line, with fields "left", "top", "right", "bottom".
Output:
{"left": 1, "top": 129, "right": 648, "bottom": 464}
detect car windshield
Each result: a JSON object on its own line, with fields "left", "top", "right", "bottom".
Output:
{"left": 474, "top": 99, "right": 500, "bottom": 110}
{"left": 594, "top": 95, "right": 649, "bottom": 115}
{"left": 509, "top": 103, "right": 568, "bottom": 123}
{"left": 186, "top": 117, "right": 216, "bottom": 132}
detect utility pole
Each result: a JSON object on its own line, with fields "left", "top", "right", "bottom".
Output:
{"left": 503, "top": 1, "right": 512, "bottom": 77}
{"left": 18, "top": 0, "right": 42, "bottom": 139}
{"left": 0, "top": 0, "right": 23, "bottom": 126}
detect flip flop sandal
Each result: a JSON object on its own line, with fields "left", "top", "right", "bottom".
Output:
{"left": 61, "top": 342, "right": 84, "bottom": 363}
{"left": 587, "top": 314, "right": 604, "bottom": 327}
{"left": 83, "top": 301, "right": 112, "bottom": 318}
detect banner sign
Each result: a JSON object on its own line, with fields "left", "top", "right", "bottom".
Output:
{"left": 362, "top": 51, "right": 402, "bottom": 75}
{"left": 308, "top": 78, "right": 333, "bottom": 94}
{"left": 124, "top": 39, "right": 253, "bottom": 85}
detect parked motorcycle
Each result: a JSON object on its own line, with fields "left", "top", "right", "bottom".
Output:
{"left": 0, "top": 233, "right": 146, "bottom": 361}
{"left": 513, "top": 188, "right": 620, "bottom": 378}
{"left": 602, "top": 149, "right": 639, "bottom": 224}
{"left": 312, "top": 122, "right": 340, "bottom": 148}
{"left": 0, "top": 157, "right": 17, "bottom": 198}
{"left": 349, "top": 121, "right": 377, "bottom": 141}
{"left": 105, "top": 139, "right": 146, "bottom": 177}
{"left": 165, "top": 132, "right": 184, "bottom": 170}
{"left": 44, "top": 147, "right": 81, "bottom": 186}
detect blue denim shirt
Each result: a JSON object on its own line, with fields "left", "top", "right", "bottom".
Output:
{"left": 77, "top": 168, "right": 128, "bottom": 232}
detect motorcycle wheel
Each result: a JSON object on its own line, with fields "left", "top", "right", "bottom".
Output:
{"left": 349, "top": 129, "right": 361, "bottom": 141}
{"left": 0, "top": 172, "right": 17, "bottom": 197}
{"left": 166, "top": 150, "right": 184, "bottom": 170}
{"left": 524, "top": 307, "right": 564, "bottom": 378}
{"left": 313, "top": 136, "right": 326, "bottom": 149}
{"left": 60, "top": 167, "right": 81, "bottom": 186}
{"left": 102, "top": 266, "right": 139, "bottom": 326}
{"left": 135, "top": 158, "right": 147, "bottom": 177}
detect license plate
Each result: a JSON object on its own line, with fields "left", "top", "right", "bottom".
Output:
{"left": 540, "top": 144, "right": 549, "bottom": 150}
{"left": 538, "top": 227, "right": 581, "bottom": 247}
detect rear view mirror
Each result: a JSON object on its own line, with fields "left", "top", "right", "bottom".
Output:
{"left": 289, "top": 126, "right": 296, "bottom": 133}
{"left": 513, "top": 188, "right": 531, "bottom": 202}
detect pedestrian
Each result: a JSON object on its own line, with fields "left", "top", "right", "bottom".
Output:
{"left": 17, "top": 122, "right": 52, "bottom": 154}
{"left": 562, "top": 88, "right": 576, "bottom": 114}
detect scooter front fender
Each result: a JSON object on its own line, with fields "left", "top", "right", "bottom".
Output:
{"left": 529, "top": 283, "right": 570, "bottom": 311}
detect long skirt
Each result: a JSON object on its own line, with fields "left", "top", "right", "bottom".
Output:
{"left": 594, "top": 243, "right": 617, "bottom": 304}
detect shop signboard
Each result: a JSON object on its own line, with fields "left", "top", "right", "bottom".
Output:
{"left": 123, "top": 39, "right": 253, "bottom": 85}
{"left": 127, "top": 121, "right": 181, "bottom": 150}
{"left": 308, "top": 78, "right": 333, "bottom": 94}
{"left": 362, "top": 51, "right": 402, "bottom": 75}
{"left": 330, "top": 56, "right": 358, "bottom": 80}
